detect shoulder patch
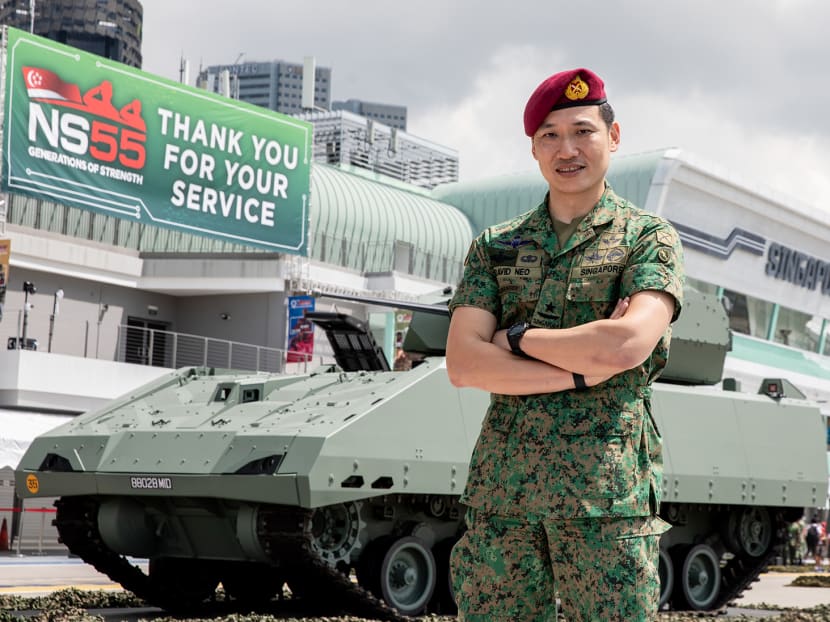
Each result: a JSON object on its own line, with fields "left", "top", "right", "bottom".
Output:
{"left": 656, "top": 229, "right": 676, "bottom": 246}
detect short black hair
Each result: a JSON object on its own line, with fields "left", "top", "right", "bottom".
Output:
{"left": 599, "top": 102, "right": 615, "bottom": 128}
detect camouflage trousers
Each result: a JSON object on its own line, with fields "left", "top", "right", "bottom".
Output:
{"left": 450, "top": 508, "right": 667, "bottom": 621}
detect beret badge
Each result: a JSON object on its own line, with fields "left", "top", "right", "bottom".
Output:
{"left": 565, "top": 75, "right": 590, "bottom": 101}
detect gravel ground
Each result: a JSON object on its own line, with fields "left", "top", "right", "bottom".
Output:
{"left": 119, "top": 607, "right": 830, "bottom": 622}
{"left": 3, "top": 588, "right": 830, "bottom": 622}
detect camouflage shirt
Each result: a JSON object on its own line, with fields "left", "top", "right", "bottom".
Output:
{"left": 449, "top": 186, "right": 685, "bottom": 520}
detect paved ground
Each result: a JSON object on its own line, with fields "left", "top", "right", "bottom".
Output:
{"left": 732, "top": 571, "right": 830, "bottom": 609}
{"left": 0, "top": 553, "right": 148, "bottom": 595}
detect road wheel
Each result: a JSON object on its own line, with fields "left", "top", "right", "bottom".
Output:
{"left": 378, "top": 535, "right": 437, "bottom": 616}
{"left": 736, "top": 507, "right": 773, "bottom": 558}
{"left": 673, "top": 544, "right": 721, "bottom": 610}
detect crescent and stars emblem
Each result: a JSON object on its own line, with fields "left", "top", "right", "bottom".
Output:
{"left": 26, "top": 68, "right": 43, "bottom": 88}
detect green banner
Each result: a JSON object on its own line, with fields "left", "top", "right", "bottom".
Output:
{"left": 2, "top": 27, "right": 312, "bottom": 253}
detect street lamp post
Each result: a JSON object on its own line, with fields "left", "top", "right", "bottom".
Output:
{"left": 20, "top": 281, "right": 36, "bottom": 349}
{"left": 48, "top": 289, "right": 64, "bottom": 353}
{"left": 232, "top": 52, "right": 244, "bottom": 100}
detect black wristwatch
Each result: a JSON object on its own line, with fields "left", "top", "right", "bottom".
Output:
{"left": 506, "top": 322, "right": 532, "bottom": 358}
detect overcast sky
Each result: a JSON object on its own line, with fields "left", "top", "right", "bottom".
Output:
{"left": 140, "top": 0, "right": 830, "bottom": 212}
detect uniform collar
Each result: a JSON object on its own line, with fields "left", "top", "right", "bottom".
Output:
{"left": 525, "top": 183, "right": 623, "bottom": 256}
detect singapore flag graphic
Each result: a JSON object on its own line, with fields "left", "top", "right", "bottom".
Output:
{"left": 23, "top": 66, "right": 83, "bottom": 103}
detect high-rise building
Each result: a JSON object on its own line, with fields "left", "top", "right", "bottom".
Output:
{"left": 297, "top": 110, "right": 458, "bottom": 190}
{"left": 200, "top": 59, "right": 450, "bottom": 188}
{"left": 332, "top": 99, "right": 407, "bottom": 130}
{"left": 0, "top": 0, "right": 143, "bottom": 68}
{"left": 198, "top": 60, "right": 331, "bottom": 115}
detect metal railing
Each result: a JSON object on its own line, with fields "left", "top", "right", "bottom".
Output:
{"left": 5, "top": 504, "right": 64, "bottom": 555}
{"left": 1, "top": 307, "right": 316, "bottom": 374}
{"left": 113, "top": 323, "right": 310, "bottom": 373}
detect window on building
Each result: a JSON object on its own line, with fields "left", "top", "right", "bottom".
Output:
{"left": 720, "top": 287, "right": 774, "bottom": 340}
{"left": 774, "top": 305, "right": 821, "bottom": 351}
{"left": 683, "top": 277, "right": 828, "bottom": 354}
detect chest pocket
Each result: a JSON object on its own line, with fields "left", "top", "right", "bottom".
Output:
{"left": 496, "top": 267, "right": 542, "bottom": 323}
{"left": 564, "top": 277, "right": 620, "bottom": 325}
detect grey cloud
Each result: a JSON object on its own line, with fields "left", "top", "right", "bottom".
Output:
{"left": 139, "top": 0, "right": 830, "bottom": 204}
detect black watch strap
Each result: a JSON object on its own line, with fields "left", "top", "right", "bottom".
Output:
{"left": 507, "top": 322, "right": 531, "bottom": 358}
{"left": 573, "top": 372, "right": 588, "bottom": 391}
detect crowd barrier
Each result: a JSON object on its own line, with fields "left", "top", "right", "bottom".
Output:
{"left": 0, "top": 504, "right": 62, "bottom": 555}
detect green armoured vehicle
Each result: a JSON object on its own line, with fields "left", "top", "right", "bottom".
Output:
{"left": 14, "top": 288, "right": 829, "bottom": 616}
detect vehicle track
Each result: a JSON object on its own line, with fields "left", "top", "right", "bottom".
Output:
{"left": 46, "top": 495, "right": 788, "bottom": 621}
{"left": 53, "top": 495, "right": 409, "bottom": 621}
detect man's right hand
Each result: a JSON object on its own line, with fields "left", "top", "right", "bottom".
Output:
{"left": 584, "top": 297, "right": 630, "bottom": 386}
{"left": 608, "top": 296, "right": 630, "bottom": 320}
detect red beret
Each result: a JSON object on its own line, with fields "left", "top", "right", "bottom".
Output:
{"left": 523, "top": 68, "right": 607, "bottom": 136}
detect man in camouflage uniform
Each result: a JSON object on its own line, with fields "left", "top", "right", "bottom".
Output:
{"left": 446, "top": 68, "right": 684, "bottom": 621}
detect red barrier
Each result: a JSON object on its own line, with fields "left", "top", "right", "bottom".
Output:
{"left": 0, "top": 518, "right": 8, "bottom": 551}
